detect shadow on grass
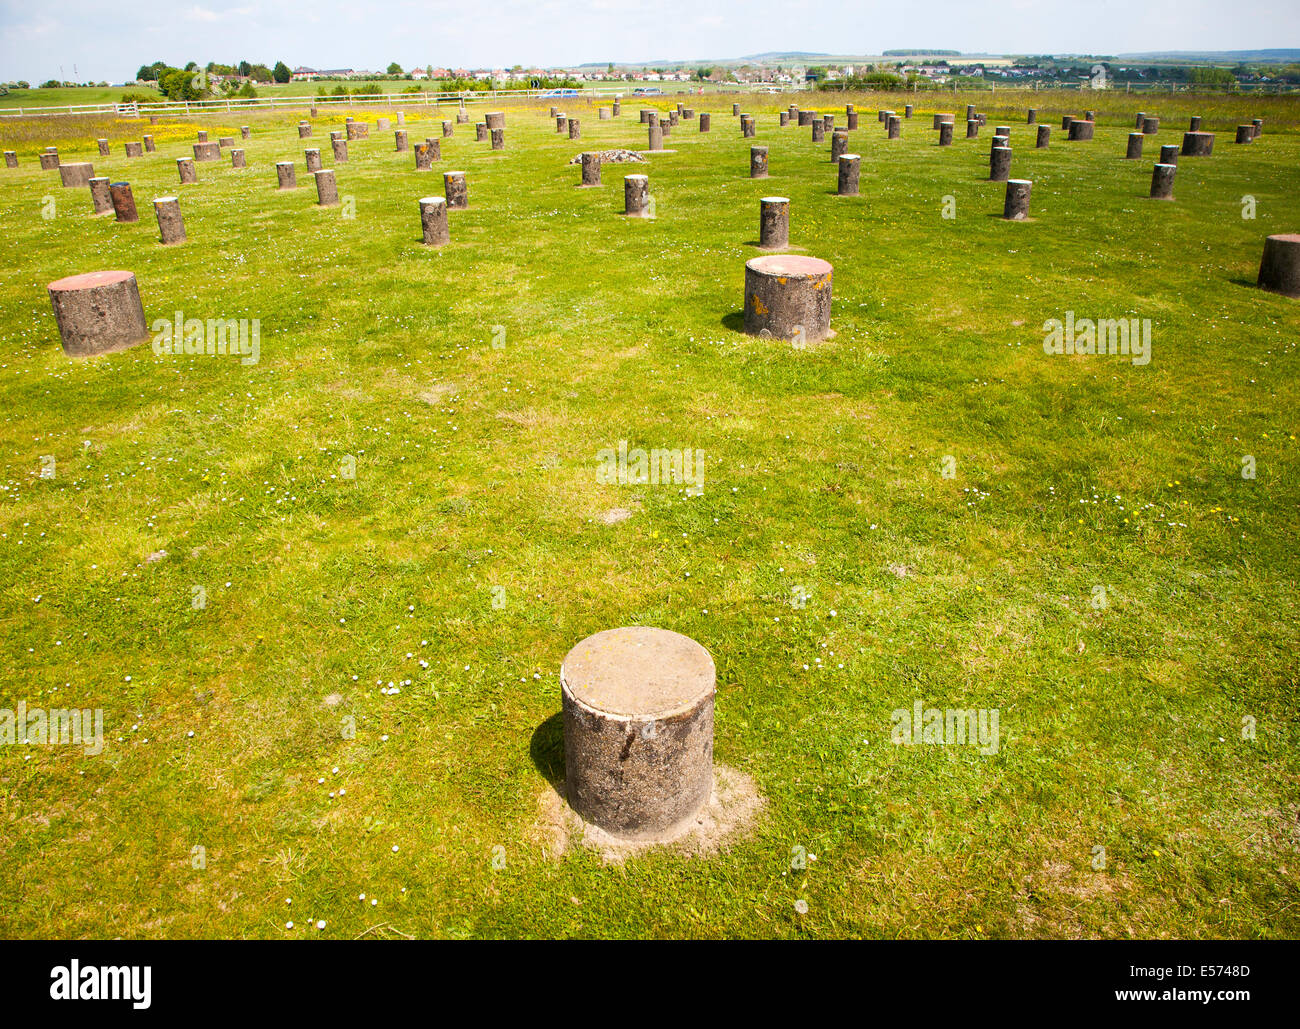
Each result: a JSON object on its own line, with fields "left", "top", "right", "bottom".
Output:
{"left": 720, "top": 311, "right": 745, "bottom": 332}
{"left": 530, "top": 711, "right": 565, "bottom": 788}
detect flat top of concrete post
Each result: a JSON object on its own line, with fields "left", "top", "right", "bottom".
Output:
{"left": 1007, "top": 178, "right": 1033, "bottom": 186}
{"left": 760, "top": 196, "right": 789, "bottom": 203}
{"left": 1267, "top": 233, "right": 1300, "bottom": 243}
{"left": 840, "top": 153, "right": 861, "bottom": 161}
{"left": 625, "top": 173, "right": 648, "bottom": 182}
{"left": 419, "top": 196, "right": 446, "bottom": 206}
{"left": 444, "top": 170, "right": 465, "bottom": 176}
{"left": 48, "top": 269, "right": 135, "bottom": 292}
{"left": 154, "top": 196, "right": 177, "bottom": 204}
{"left": 276, "top": 160, "right": 293, "bottom": 166}
{"left": 746, "top": 255, "right": 833, "bottom": 277}
{"left": 561, "top": 627, "right": 715, "bottom": 718}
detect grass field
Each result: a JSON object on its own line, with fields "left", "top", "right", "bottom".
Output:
{"left": 0, "top": 90, "right": 1297, "bottom": 939}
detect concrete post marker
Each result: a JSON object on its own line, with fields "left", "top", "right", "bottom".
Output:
{"left": 153, "top": 196, "right": 186, "bottom": 244}
{"left": 47, "top": 270, "right": 150, "bottom": 357}
{"left": 743, "top": 254, "right": 833, "bottom": 342}
{"left": 1257, "top": 234, "right": 1300, "bottom": 298}
{"left": 758, "top": 196, "right": 789, "bottom": 250}
{"left": 624, "top": 174, "right": 650, "bottom": 217}
{"left": 561, "top": 627, "right": 716, "bottom": 842}
{"left": 419, "top": 196, "right": 450, "bottom": 246}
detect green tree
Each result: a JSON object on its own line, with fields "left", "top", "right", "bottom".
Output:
{"left": 387, "top": 62, "right": 403, "bottom": 76}
{"left": 273, "top": 61, "right": 291, "bottom": 83}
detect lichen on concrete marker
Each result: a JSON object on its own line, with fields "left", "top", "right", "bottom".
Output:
{"left": 743, "top": 254, "right": 833, "bottom": 342}
{"left": 443, "top": 171, "right": 468, "bottom": 210}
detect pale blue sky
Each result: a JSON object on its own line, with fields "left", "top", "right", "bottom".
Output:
{"left": 1, "top": 0, "right": 1296, "bottom": 84}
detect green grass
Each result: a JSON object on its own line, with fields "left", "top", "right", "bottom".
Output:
{"left": 0, "top": 92, "right": 1297, "bottom": 940}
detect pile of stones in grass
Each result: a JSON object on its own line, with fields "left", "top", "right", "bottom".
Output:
{"left": 566, "top": 148, "right": 645, "bottom": 165}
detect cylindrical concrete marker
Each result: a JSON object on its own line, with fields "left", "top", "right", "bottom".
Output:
{"left": 443, "top": 171, "right": 468, "bottom": 210}
{"left": 58, "top": 162, "right": 94, "bottom": 187}
{"left": 750, "top": 145, "right": 768, "bottom": 179}
{"left": 1182, "top": 131, "right": 1214, "bottom": 157}
{"left": 491, "top": 127, "right": 504, "bottom": 150}
{"left": 1257, "top": 234, "right": 1300, "bottom": 298}
{"left": 837, "top": 153, "right": 860, "bottom": 196}
{"left": 938, "top": 122, "right": 953, "bottom": 146}
{"left": 1159, "top": 143, "right": 1179, "bottom": 165}
{"left": 831, "top": 128, "right": 849, "bottom": 162}
{"left": 561, "top": 627, "right": 716, "bottom": 842}
{"left": 758, "top": 196, "right": 788, "bottom": 249}
{"left": 1003, "top": 179, "right": 1032, "bottom": 220}
{"left": 47, "top": 270, "right": 150, "bottom": 357}
{"left": 419, "top": 196, "right": 449, "bottom": 246}
{"left": 276, "top": 161, "right": 296, "bottom": 189}
{"left": 580, "top": 151, "right": 601, "bottom": 186}
{"left": 153, "top": 196, "right": 185, "bottom": 244}
{"left": 700, "top": 113, "right": 710, "bottom": 132}
{"left": 990, "top": 145, "right": 1012, "bottom": 181}
{"left": 395, "top": 130, "right": 409, "bottom": 152}
{"left": 231, "top": 148, "right": 246, "bottom": 169}
{"left": 332, "top": 138, "right": 348, "bottom": 162}
{"left": 743, "top": 255, "right": 833, "bottom": 342}
{"left": 178, "top": 157, "right": 197, "bottom": 184}
{"left": 1036, "top": 125, "right": 1051, "bottom": 148}
{"left": 624, "top": 174, "right": 649, "bottom": 217}
{"left": 1235, "top": 125, "right": 1253, "bottom": 144}
{"left": 110, "top": 181, "right": 138, "bottom": 223}
{"left": 1126, "top": 132, "right": 1144, "bottom": 159}
{"left": 89, "top": 176, "right": 113, "bottom": 215}
{"left": 1150, "top": 163, "right": 1175, "bottom": 200}
{"left": 314, "top": 168, "right": 339, "bottom": 206}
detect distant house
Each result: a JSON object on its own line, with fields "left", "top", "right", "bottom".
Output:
{"left": 291, "top": 67, "right": 355, "bottom": 81}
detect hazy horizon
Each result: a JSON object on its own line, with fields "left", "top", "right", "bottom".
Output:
{"left": 1, "top": 0, "right": 1297, "bottom": 85}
